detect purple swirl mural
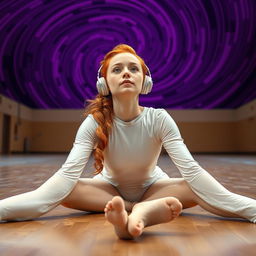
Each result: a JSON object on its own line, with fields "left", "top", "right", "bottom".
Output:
{"left": 0, "top": 0, "right": 255, "bottom": 109}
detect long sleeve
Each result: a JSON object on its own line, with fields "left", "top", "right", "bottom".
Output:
{"left": 157, "top": 109, "right": 256, "bottom": 223}
{"left": 0, "top": 115, "right": 97, "bottom": 221}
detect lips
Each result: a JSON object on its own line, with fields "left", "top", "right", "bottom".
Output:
{"left": 120, "top": 80, "right": 134, "bottom": 85}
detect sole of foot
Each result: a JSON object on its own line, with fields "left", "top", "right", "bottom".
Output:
{"left": 128, "top": 197, "right": 182, "bottom": 237}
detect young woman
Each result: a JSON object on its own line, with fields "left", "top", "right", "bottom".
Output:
{"left": 0, "top": 44, "right": 255, "bottom": 239}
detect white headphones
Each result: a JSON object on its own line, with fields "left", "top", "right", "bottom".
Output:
{"left": 96, "top": 65, "right": 153, "bottom": 96}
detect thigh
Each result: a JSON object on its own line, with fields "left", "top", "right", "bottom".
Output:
{"left": 140, "top": 178, "right": 243, "bottom": 218}
{"left": 65, "top": 178, "right": 121, "bottom": 200}
{"left": 62, "top": 178, "right": 123, "bottom": 212}
{"left": 140, "top": 178, "right": 198, "bottom": 209}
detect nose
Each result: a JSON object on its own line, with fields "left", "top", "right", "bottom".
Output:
{"left": 122, "top": 67, "right": 131, "bottom": 78}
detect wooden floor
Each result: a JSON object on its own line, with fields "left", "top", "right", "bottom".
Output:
{"left": 0, "top": 153, "right": 256, "bottom": 256}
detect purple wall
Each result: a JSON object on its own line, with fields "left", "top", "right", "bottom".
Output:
{"left": 0, "top": 0, "right": 255, "bottom": 109}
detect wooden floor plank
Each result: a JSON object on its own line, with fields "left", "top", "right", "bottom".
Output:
{"left": 0, "top": 153, "right": 256, "bottom": 255}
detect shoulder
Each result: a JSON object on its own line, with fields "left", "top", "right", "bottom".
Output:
{"left": 76, "top": 114, "right": 98, "bottom": 138}
{"left": 144, "top": 107, "right": 176, "bottom": 130}
{"left": 146, "top": 107, "right": 178, "bottom": 133}
{"left": 82, "top": 114, "right": 98, "bottom": 126}
{"left": 146, "top": 107, "right": 173, "bottom": 121}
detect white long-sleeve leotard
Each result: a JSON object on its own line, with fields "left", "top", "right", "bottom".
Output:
{"left": 0, "top": 107, "right": 255, "bottom": 222}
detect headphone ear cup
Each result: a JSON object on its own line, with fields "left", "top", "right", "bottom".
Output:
{"left": 141, "top": 75, "right": 153, "bottom": 94}
{"left": 96, "top": 77, "right": 109, "bottom": 96}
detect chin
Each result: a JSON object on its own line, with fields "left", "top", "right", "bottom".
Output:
{"left": 115, "top": 91, "right": 140, "bottom": 97}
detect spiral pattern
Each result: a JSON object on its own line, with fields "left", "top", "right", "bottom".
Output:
{"left": 0, "top": 0, "right": 255, "bottom": 109}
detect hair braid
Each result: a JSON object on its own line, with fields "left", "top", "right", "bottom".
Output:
{"left": 84, "top": 94, "right": 113, "bottom": 174}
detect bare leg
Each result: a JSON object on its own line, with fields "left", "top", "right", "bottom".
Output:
{"left": 61, "top": 178, "right": 134, "bottom": 212}
{"left": 104, "top": 196, "right": 182, "bottom": 239}
{"left": 140, "top": 178, "right": 241, "bottom": 218}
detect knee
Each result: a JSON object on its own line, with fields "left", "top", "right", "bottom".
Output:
{"left": 179, "top": 180, "right": 193, "bottom": 191}
{"left": 61, "top": 192, "right": 74, "bottom": 208}
{"left": 178, "top": 180, "right": 198, "bottom": 208}
{"left": 61, "top": 181, "right": 86, "bottom": 207}
{"left": 176, "top": 179, "right": 190, "bottom": 191}
{"left": 61, "top": 201, "right": 71, "bottom": 208}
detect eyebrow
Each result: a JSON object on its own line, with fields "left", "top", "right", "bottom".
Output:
{"left": 111, "top": 62, "right": 139, "bottom": 67}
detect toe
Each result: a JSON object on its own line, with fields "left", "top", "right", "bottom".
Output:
{"left": 112, "top": 197, "right": 124, "bottom": 212}
{"left": 171, "top": 201, "right": 182, "bottom": 211}
{"left": 132, "top": 225, "right": 143, "bottom": 237}
{"left": 128, "top": 219, "right": 144, "bottom": 238}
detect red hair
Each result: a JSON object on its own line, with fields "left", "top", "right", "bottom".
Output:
{"left": 84, "top": 44, "right": 147, "bottom": 174}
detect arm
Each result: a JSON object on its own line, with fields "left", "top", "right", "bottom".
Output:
{"left": 0, "top": 115, "right": 97, "bottom": 221}
{"left": 157, "top": 109, "right": 256, "bottom": 223}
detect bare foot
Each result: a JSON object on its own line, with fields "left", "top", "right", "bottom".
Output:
{"left": 104, "top": 196, "right": 132, "bottom": 239}
{"left": 128, "top": 197, "right": 182, "bottom": 237}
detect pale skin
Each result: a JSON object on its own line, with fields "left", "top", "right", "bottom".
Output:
{"left": 61, "top": 52, "right": 240, "bottom": 239}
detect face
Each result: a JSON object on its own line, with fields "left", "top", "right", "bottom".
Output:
{"left": 106, "top": 52, "right": 144, "bottom": 97}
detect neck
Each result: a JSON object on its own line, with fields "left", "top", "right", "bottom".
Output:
{"left": 112, "top": 96, "right": 143, "bottom": 122}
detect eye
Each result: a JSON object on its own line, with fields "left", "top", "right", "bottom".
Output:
{"left": 130, "top": 66, "right": 139, "bottom": 72}
{"left": 112, "top": 67, "right": 121, "bottom": 73}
